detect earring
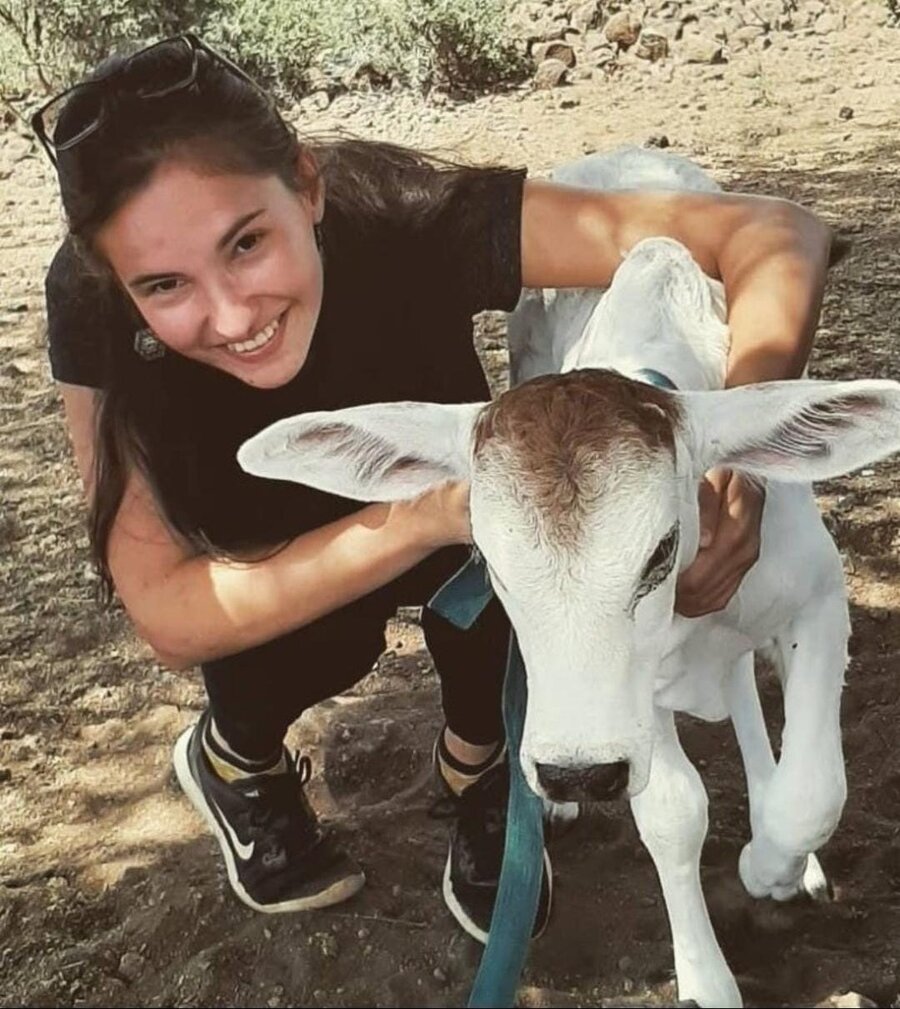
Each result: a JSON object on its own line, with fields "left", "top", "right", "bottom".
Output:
{"left": 314, "top": 222, "right": 324, "bottom": 256}
{"left": 133, "top": 327, "right": 166, "bottom": 361}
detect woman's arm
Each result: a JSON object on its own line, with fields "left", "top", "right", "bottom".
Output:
{"left": 520, "top": 182, "right": 835, "bottom": 616}
{"left": 61, "top": 384, "right": 470, "bottom": 670}
{"left": 520, "top": 182, "right": 833, "bottom": 386}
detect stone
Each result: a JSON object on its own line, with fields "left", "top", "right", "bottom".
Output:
{"left": 815, "top": 11, "right": 845, "bottom": 34}
{"left": 529, "top": 17, "right": 570, "bottom": 42}
{"left": 838, "top": 105, "right": 854, "bottom": 120}
{"left": 591, "top": 46, "right": 617, "bottom": 67}
{"left": 531, "top": 40, "right": 577, "bottom": 67}
{"left": 814, "top": 994, "right": 878, "bottom": 1009}
{"left": 730, "top": 24, "right": 767, "bottom": 48}
{"left": 2, "top": 135, "right": 32, "bottom": 163}
{"left": 644, "top": 133, "right": 671, "bottom": 148}
{"left": 310, "top": 90, "right": 330, "bottom": 111}
{"left": 534, "top": 57, "right": 569, "bottom": 88}
{"left": 118, "top": 952, "right": 146, "bottom": 983}
{"left": 604, "top": 10, "right": 642, "bottom": 48}
{"left": 636, "top": 30, "right": 669, "bottom": 61}
{"left": 570, "top": 0, "right": 600, "bottom": 33}
{"left": 679, "top": 33, "right": 725, "bottom": 63}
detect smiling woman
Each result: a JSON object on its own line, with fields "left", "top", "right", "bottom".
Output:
{"left": 41, "top": 33, "right": 546, "bottom": 931}
{"left": 38, "top": 32, "right": 832, "bottom": 944}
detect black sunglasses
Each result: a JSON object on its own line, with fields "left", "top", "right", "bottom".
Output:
{"left": 32, "top": 34, "right": 266, "bottom": 167}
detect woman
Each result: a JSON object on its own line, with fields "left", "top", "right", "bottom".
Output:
{"left": 39, "top": 34, "right": 833, "bottom": 937}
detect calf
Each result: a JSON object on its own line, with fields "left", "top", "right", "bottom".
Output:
{"left": 238, "top": 149, "right": 900, "bottom": 1008}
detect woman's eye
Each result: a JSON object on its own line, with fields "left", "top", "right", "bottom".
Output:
{"left": 147, "top": 277, "right": 182, "bottom": 296}
{"left": 234, "top": 231, "right": 264, "bottom": 255}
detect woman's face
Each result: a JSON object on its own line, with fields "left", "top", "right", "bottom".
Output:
{"left": 96, "top": 157, "right": 324, "bottom": 389}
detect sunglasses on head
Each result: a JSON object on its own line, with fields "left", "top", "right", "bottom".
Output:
{"left": 32, "top": 34, "right": 266, "bottom": 167}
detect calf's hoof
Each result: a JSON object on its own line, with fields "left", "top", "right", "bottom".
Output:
{"left": 738, "top": 841, "right": 803, "bottom": 901}
{"left": 801, "top": 853, "right": 834, "bottom": 902}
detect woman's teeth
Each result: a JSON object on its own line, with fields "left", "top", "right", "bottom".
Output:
{"left": 228, "top": 315, "right": 281, "bottom": 355}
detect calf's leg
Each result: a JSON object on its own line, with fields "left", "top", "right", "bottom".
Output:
{"left": 725, "top": 653, "right": 831, "bottom": 901}
{"left": 631, "top": 707, "right": 741, "bottom": 1008}
{"left": 734, "top": 593, "right": 848, "bottom": 901}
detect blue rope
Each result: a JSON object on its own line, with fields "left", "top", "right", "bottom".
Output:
{"left": 429, "top": 553, "right": 544, "bottom": 1009}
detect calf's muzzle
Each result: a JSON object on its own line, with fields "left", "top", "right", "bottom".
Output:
{"left": 535, "top": 760, "right": 630, "bottom": 802}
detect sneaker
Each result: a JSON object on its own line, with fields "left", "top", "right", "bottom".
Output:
{"left": 173, "top": 712, "right": 365, "bottom": 913}
{"left": 434, "top": 754, "right": 552, "bottom": 944}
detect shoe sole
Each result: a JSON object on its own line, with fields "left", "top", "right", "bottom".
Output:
{"left": 442, "top": 846, "right": 553, "bottom": 945}
{"left": 173, "top": 723, "right": 365, "bottom": 914}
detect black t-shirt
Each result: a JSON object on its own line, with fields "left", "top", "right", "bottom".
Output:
{"left": 45, "top": 157, "right": 526, "bottom": 550}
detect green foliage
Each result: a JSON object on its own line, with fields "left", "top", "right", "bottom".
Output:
{"left": 407, "top": 0, "right": 529, "bottom": 90}
{"left": 0, "top": 0, "right": 527, "bottom": 102}
{"left": 0, "top": 0, "right": 217, "bottom": 93}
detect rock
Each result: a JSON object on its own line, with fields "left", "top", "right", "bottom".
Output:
{"left": 527, "top": 16, "right": 570, "bottom": 42}
{"left": 2, "top": 135, "right": 32, "bottom": 163}
{"left": 839, "top": 105, "right": 854, "bottom": 120}
{"left": 569, "top": 0, "right": 600, "bottom": 33}
{"left": 730, "top": 24, "right": 767, "bottom": 49}
{"left": 583, "top": 28, "right": 606, "bottom": 51}
{"left": 305, "top": 67, "right": 330, "bottom": 93}
{"left": 604, "top": 10, "right": 642, "bottom": 48}
{"left": 636, "top": 30, "right": 669, "bottom": 61}
{"left": 814, "top": 993, "right": 878, "bottom": 1009}
{"left": 645, "top": 133, "right": 671, "bottom": 148}
{"left": 341, "top": 61, "right": 390, "bottom": 89}
{"left": 815, "top": 11, "right": 845, "bottom": 34}
{"left": 533, "top": 57, "right": 569, "bottom": 88}
{"left": 590, "top": 44, "right": 617, "bottom": 67}
{"left": 118, "top": 951, "right": 146, "bottom": 982}
{"left": 531, "top": 40, "right": 577, "bottom": 67}
{"left": 679, "top": 33, "right": 725, "bottom": 63}
{"left": 310, "top": 90, "right": 330, "bottom": 111}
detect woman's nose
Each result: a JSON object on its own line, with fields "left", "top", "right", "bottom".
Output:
{"left": 207, "top": 282, "right": 255, "bottom": 341}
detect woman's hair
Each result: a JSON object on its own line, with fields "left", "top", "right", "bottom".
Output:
{"left": 53, "top": 41, "right": 508, "bottom": 598}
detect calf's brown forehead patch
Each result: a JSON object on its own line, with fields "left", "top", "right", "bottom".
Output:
{"left": 473, "top": 369, "right": 681, "bottom": 545}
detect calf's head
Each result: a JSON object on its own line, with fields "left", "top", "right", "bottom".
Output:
{"left": 238, "top": 370, "right": 900, "bottom": 802}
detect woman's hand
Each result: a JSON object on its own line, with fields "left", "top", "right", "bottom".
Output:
{"left": 675, "top": 469, "right": 765, "bottom": 617}
{"left": 398, "top": 480, "right": 472, "bottom": 551}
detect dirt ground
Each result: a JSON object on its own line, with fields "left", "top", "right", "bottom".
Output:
{"left": 2, "top": 7, "right": 900, "bottom": 1008}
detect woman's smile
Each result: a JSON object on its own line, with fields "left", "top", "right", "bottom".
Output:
{"left": 222, "top": 308, "right": 288, "bottom": 360}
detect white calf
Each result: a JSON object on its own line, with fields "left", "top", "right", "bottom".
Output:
{"left": 237, "top": 149, "right": 900, "bottom": 1008}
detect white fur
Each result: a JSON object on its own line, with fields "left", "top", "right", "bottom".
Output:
{"left": 238, "top": 147, "right": 900, "bottom": 1008}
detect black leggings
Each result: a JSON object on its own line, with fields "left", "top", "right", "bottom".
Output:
{"left": 201, "top": 546, "right": 510, "bottom": 760}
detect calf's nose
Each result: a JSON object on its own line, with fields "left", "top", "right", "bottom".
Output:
{"left": 535, "top": 760, "right": 630, "bottom": 802}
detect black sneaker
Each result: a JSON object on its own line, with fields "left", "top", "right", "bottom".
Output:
{"left": 434, "top": 756, "right": 552, "bottom": 944}
{"left": 173, "top": 712, "right": 365, "bottom": 913}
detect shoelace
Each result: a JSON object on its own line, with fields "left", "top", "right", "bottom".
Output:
{"left": 244, "top": 753, "right": 320, "bottom": 861}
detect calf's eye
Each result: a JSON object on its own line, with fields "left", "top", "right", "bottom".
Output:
{"left": 631, "top": 523, "right": 680, "bottom": 612}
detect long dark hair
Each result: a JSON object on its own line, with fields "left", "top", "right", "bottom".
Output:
{"left": 52, "top": 40, "right": 508, "bottom": 598}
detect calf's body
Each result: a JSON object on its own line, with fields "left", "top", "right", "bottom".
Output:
{"left": 238, "top": 149, "right": 900, "bottom": 1008}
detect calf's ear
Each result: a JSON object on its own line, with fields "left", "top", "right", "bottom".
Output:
{"left": 678, "top": 379, "right": 900, "bottom": 482}
{"left": 237, "top": 401, "right": 486, "bottom": 501}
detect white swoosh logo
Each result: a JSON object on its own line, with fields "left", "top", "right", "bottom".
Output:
{"left": 212, "top": 800, "right": 255, "bottom": 861}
